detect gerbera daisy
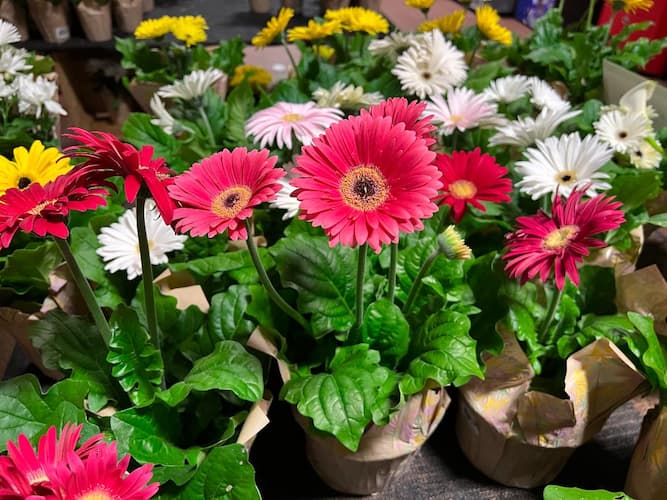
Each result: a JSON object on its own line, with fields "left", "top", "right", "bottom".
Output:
{"left": 363, "top": 97, "right": 437, "bottom": 147}
{"left": 629, "top": 139, "right": 662, "bottom": 169}
{"left": 245, "top": 101, "right": 343, "bottom": 150}
{"left": 168, "top": 148, "right": 284, "bottom": 239}
{"left": 292, "top": 113, "right": 441, "bottom": 252}
{"left": 312, "top": 81, "right": 383, "bottom": 110}
{"left": 313, "top": 44, "right": 335, "bottom": 60}
{"left": 157, "top": 68, "right": 224, "bottom": 101}
{"left": 405, "top": 0, "right": 435, "bottom": 10}
{"left": 368, "top": 31, "right": 417, "bottom": 60}
{"left": 229, "top": 64, "right": 272, "bottom": 89}
{"left": 251, "top": 7, "right": 294, "bottom": 48}
{"left": 133, "top": 16, "right": 173, "bottom": 39}
{"left": 476, "top": 5, "right": 512, "bottom": 45}
{"left": 617, "top": 80, "right": 657, "bottom": 119}
{"left": 325, "top": 7, "right": 389, "bottom": 35}
{"left": 425, "top": 88, "right": 498, "bottom": 136}
{"left": 594, "top": 110, "right": 653, "bottom": 154}
{"left": 503, "top": 188, "right": 625, "bottom": 289}
{"left": 0, "top": 19, "right": 21, "bottom": 44}
{"left": 529, "top": 77, "right": 568, "bottom": 110}
{"left": 0, "top": 140, "right": 71, "bottom": 196}
{"left": 483, "top": 75, "right": 532, "bottom": 103}
{"left": 97, "top": 199, "right": 187, "bottom": 279}
{"left": 170, "top": 15, "right": 208, "bottom": 46}
{"left": 489, "top": 105, "right": 581, "bottom": 148}
{"left": 0, "top": 169, "right": 108, "bottom": 247}
{"left": 65, "top": 128, "right": 175, "bottom": 224}
{"left": 419, "top": 10, "right": 466, "bottom": 33}
{"left": 15, "top": 74, "right": 66, "bottom": 118}
{"left": 0, "top": 46, "right": 31, "bottom": 77}
{"left": 149, "top": 94, "right": 178, "bottom": 134}
{"left": 270, "top": 178, "right": 300, "bottom": 220}
{"left": 392, "top": 30, "right": 468, "bottom": 99}
{"left": 435, "top": 149, "right": 512, "bottom": 222}
{"left": 515, "top": 133, "right": 613, "bottom": 200}
{"left": 287, "top": 19, "right": 341, "bottom": 42}
{"left": 606, "top": 0, "right": 653, "bottom": 14}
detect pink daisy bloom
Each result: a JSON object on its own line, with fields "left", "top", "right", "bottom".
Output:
{"left": 245, "top": 101, "right": 343, "bottom": 150}
{"left": 425, "top": 88, "right": 497, "bottom": 136}
{"left": 168, "top": 147, "right": 284, "bottom": 239}
{"left": 0, "top": 169, "right": 109, "bottom": 248}
{"left": 292, "top": 113, "right": 441, "bottom": 252}
{"left": 436, "top": 149, "right": 512, "bottom": 222}
{"left": 363, "top": 97, "right": 437, "bottom": 147}
{"left": 503, "top": 188, "right": 625, "bottom": 290}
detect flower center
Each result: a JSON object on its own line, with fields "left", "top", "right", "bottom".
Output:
{"left": 26, "top": 469, "right": 48, "bottom": 485}
{"left": 78, "top": 488, "right": 114, "bottom": 500}
{"left": 211, "top": 186, "right": 252, "bottom": 219}
{"left": 543, "top": 224, "right": 579, "bottom": 251}
{"left": 421, "top": 71, "right": 432, "bottom": 80}
{"left": 449, "top": 180, "right": 477, "bottom": 200}
{"left": 618, "top": 131, "right": 628, "bottom": 139}
{"left": 556, "top": 170, "right": 577, "bottom": 185}
{"left": 339, "top": 165, "right": 389, "bottom": 211}
{"left": 282, "top": 113, "right": 303, "bottom": 123}
{"left": 28, "top": 199, "right": 56, "bottom": 215}
{"left": 17, "top": 176, "right": 32, "bottom": 189}
{"left": 449, "top": 115, "right": 463, "bottom": 124}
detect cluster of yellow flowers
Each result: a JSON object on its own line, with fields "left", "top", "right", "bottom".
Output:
{"left": 417, "top": 10, "right": 465, "bottom": 34}
{"left": 134, "top": 15, "right": 208, "bottom": 46}
{"left": 475, "top": 5, "right": 512, "bottom": 46}
{"left": 0, "top": 141, "right": 70, "bottom": 197}
{"left": 230, "top": 64, "right": 273, "bottom": 88}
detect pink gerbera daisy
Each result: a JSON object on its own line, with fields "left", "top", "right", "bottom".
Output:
{"left": 0, "top": 169, "right": 108, "bottom": 248}
{"left": 168, "top": 147, "right": 284, "bottom": 239}
{"left": 245, "top": 101, "right": 343, "bottom": 150}
{"left": 363, "top": 97, "right": 437, "bottom": 147}
{"left": 503, "top": 187, "right": 625, "bottom": 290}
{"left": 292, "top": 113, "right": 441, "bottom": 252}
{"left": 436, "top": 148, "right": 512, "bottom": 222}
{"left": 65, "top": 128, "right": 176, "bottom": 224}
{"left": 425, "top": 88, "right": 497, "bottom": 136}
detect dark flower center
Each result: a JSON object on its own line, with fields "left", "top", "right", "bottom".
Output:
{"left": 211, "top": 186, "right": 252, "bottom": 219}
{"left": 340, "top": 165, "right": 389, "bottom": 211}
{"left": 556, "top": 170, "right": 577, "bottom": 185}
{"left": 17, "top": 177, "right": 32, "bottom": 189}
{"left": 422, "top": 72, "right": 432, "bottom": 80}
{"left": 619, "top": 131, "right": 628, "bottom": 139}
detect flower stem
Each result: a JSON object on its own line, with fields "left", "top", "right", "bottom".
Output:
{"left": 387, "top": 243, "right": 398, "bottom": 304}
{"left": 585, "top": 0, "right": 596, "bottom": 29}
{"left": 53, "top": 237, "right": 112, "bottom": 347}
{"left": 136, "top": 197, "right": 161, "bottom": 356}
{"left": 281, "top": 35, "right": 301, "bottom": 80}
{"left": 244, "top": 220, "right": 310, "bottom": 332}
{"left": 403, "top": 248, "right": 439, "bottom": 315}
{"left": 354, "top": 244, "right": 368, "bottom": 330}
{"left": 540, "top": 286, "right": 564, "bottom": 345}
{"left": 198, "top": 106, "right": 217, "bottom": 150}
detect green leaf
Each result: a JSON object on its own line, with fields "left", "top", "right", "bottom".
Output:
{"left": 360, "top": 299, "right": 410, "bottom": 368}
{"left": 282, "top": 344, "right": 397, "bottom": 451}
{"left": 609, "top": 168, "right": 662, "bottom": 210}
{"left": 401, "top": 310, "right": 482, "bottom": 395}
{"left": 209, "top": 37, "right": 245, "bottom": 75}
{"left": 626, "top": 312, "right": 667, "bottom": 391}
{"left": 648, "top": 213, "right": 667, "bottom": 227}
{"left": 223, "top": 82, "right": 255, "bottom": 148}
{"left": 0, "top": 242, "right": 60, "bottom": 295}
{"left": 170, "top": 249, "right": 273, "bottom": 283}
{"left": 271, "top": 233, "right": 356, "bottom": 337}
{"left": 543, "top": 485, "right": 632, "bottom": 500}
{"left": 209, "top": 285, "right": 254, "bottom": 342}
{"left": 107, "top": 305, "right": 164, "bottom": 407}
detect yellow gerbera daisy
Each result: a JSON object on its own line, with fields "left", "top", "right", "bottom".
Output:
{"left": 0, "top": 141, "right": 71, "bottom": 197}
{"left": 405, "top": 0, "right": 436, "bottom": 9}
{"left": 251, "top": 7, "right": 294, "bottom": 48}
{"left": 476, "top": 5, "right": 512, "bottom": 46}
{"left": 313, "top": 45, "right": 336, "bottom": 60}
{"left": 325, "top": 7, "right": 389, "bottom": 35}
{"left": 230, "top": 64, "right": 272, "bottom": 88}
{"left": 607, "top": 0, "right": 653, "bottom": 14}
{"left": 134, "top": 16, "right": 174, "bottom": 39}
{"left": 287, "top": 19, "right": 342, "bottom": 42}
{"left": 417, "top": 19, "right": 441, "bottom": 33}
{"left": 418, "top": 10, "right": 466, "bottom": 34}
{"left": 170, "top": 15, "right": 208, "bottom": 46}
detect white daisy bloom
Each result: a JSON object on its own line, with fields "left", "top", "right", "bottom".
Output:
{"left": 368, "top": 31, "right": 418, "bottom": 60}
{"left": 0, "top": 19, "right": 21, "bottom": 45}
{"left": 269, "top": 178, "right": 300, "bottom": 220}
{"left": 515, "top": 133, "right": 613, "bottom": 200}
{"left": 15, "top": 74, "right": 67, "bottom": 118}
{"left": 150, "top": 94, "right": 177, "bottom": 134}
{"left": 619, "top": 80, "right": 657, "bottom": 119}
{"left": 157, "top": 68, "right": 224, "bottom": 101}
{"left": 425, "top": 88, "right": 498, "bottom": 136}
{"left": 392, "top": 30, "right": 467, "bottom": 100}
{"left": 97, "top": 200, "right": 187, "bottom": 280}
{"left": 629, "top": 139, "right": 662, "bottom": 169}
{"left": 483, "top": 75, "right": 532, "bottom": 103}
{"left": 312, "top": 81, "right": 384, "bottom": 110}
{"left": 0, "top": 79, "right": 15, "bottom": 98}
{"left": 0, "top": 46, "right": 31, "bottom": 77}
{"left": 528, "top": 78, "right": 568, "bottom": 111}
{"left": 594, "top": 110, "right": 653, "bottom": 154}
{"left": 489, "top": 106, "right": 581, "bottom": 148}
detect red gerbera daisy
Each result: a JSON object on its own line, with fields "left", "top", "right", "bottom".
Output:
{"left": 503, "top": 188, "right": 625, "bottom": 290}
{"left": 363, "top": 97, "right": 437, "bottom": 147}
{"left": 435, "top": 148, "right": 512, "bottom": 222}
{"left": 292, "top": 113, "right": 441, "bottom": 252}
{"left": 65, "top": 128, "right": 175, "bottom": 224}
{"left": 168, "top": 148, "right": 284, "bottom": 239}
{"left": 0, "top": 170, "right": 108, "bottom": 248}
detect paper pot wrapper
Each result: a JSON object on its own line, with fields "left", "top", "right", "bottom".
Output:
{"left": 617, "top": 265, "right": 667, "bottom": 337}
{"left": 76, "top": 1, "right": 112, "bottom": 42}
{"left": 112, "top": 0, "right": 141, "bottom": 33}
{"left": 457, "top": 328, "right": 647, "bottom": 488}
{"left": 295, "top": 386, "right": 450, "bottom": 496}
{"left": 0, "top": 0, "right": 29, "bottom": 40}
{"left": 27, "top": 0, "right": 70, "bottom": 43}
{"left": 625, "top": 404, "right": 667, "bottom": 500}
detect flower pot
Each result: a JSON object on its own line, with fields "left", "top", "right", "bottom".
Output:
{"left": 141, "top": 0, "right": 152, "bottom": 12}
{"left": 248, "top": 0, "right": 270, "bottom": 14}
{"left": 625, "top": 404, "right": 667, "bottom": 500}
{"left": 75, "top": 0, "right": 112, "bottom": 42}
{"left": 456, "top": 327, "right": 647, "bottom": 488}
{"left": 0, "top": 0, "right": 29, "bottom": 41}
{"left": 127, "top": 78, "right": 161, "bottom": 113}
{"left": 112, "top": 0, "right": 141, "bottom": 33}
{"left": 27, "top": 0, "right": 70, "bottom": 43}
{"left": 295, "top": 386, "right": 450, "bottom": 495}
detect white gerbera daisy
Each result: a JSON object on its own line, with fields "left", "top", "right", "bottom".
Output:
{"left": 368, "top": 31, "right": 417, "bottom": 60}
{"left": 150, "top": 94, "right": 177, "bottom": 134}
{"left": 97, "top": 200, "right": 187, "bottom": 280}
{"left": 489, "top": 106, "right": 581, "bottom": 148}
{"left": 392, "top": 30, "right": 467, "bottom": 99}
{"left": 312, "top": 81, "right": 384, "bottom": 110}
{"left": 0, "top": 20, "right": 21, "bottom": 45}
{"left": 0, "top": 46, "right": 31, "bottom": 77}
{"left": 594, "top": 110, "right": 653, "bottom": 154}
{"left": 425, "top": 88, "right": 498, "bottom": 135}
{"left": 528, "top": 78, "right": 568, "bottom": 110}
{"left": 629, "top": 139, "right": 662, "bottom": 169}
{"left": 515, "top": 133, "right": 613, "bottom": 200}
{"left": 269, "top": 178, "right": 300, "bottom": 220}
{"left": 483, "top": 75, "right": 531, "bottom": 103}
{"left": 0, "top": 79, "right": 14, "bottom": 98}
{"left": 157, "top": 68, "right": 224, "bottom": 101}
{"left": 15, "top": 74, "right": 67, "bottom": 118}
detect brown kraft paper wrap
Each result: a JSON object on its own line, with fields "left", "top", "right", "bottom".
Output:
{"left": 616, "top": 265, "right": 667, "bottom": 337}
{"left": 625, "top": 404, "right": 667, "bottom": 500}
{"left": 27, "top": 0, "right": 70, "bottom": 44}
{"left": 112, "top": 0, "right": 141, "bottom": 34}
{"left": 75, "top": 0, "right": 112, "bottom": 42}
{"left": 141, "top": 0, "right": 152, "bottom": 12}
{"left": 0, "top": 0, "right": 29, "bottom": 40}
{"left": 457, "top": 327, "right": 647, "bottom": 488}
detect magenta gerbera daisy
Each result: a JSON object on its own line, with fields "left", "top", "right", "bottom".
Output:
{"left": 435, "top": 148, "right": 512, "bottom": 222}
{"left": 292, "top": 113, "right": 441, "bottom": 252}
{"left": 245, "top": 101, "right": 343, "bottom": 150}
{"left": 503, "top": 188, "right": 625, "bottom": 290}
{"left": 168, "top": 147, "right": 284, "bottom": 239}
{"left": 363, "top": 97, "right": 437, "bottom": 147}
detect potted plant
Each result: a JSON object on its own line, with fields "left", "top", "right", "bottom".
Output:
{"left": 72, "top": 0, "right": 112, "bottom": 42}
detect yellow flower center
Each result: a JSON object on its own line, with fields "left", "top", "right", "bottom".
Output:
{"left": 26, "top": 469, "right": 48, "bottom": 485}
{"left": 449, "top": 180, "right": 477, "bottom": 199}
{"left": 449, "top": 115, "right": 463, "bottom": 124}
{"left": 556, "top": 170, "right": 577, "bottom": 185}
{"left": 543, "top": 225, "right": 579, "bottom": 251}
{"left": 79, "top": 489, "right": 113, "bottom": 500}
{"left": 282, "top": 113, "right": 303, "bottom": 123}
{"left": 339, "top": 165, "right": 389, "bottom": 211}
{"left": 28, "top": 199, "right": 57, "bottom": 215}
{"left": 211, "top": 186, "right": 252, "bottom": 219}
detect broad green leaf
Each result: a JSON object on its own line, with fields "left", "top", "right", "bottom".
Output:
{"left": 170, "top": 249, "right": 273, "bottom": 283}
{"left": 543, "top": 485, "right": 632, "bottom": 500}
{"left": 648, "top": 213, "right": 667, "bottom": 227}
{"left": 223, "top": 82, "right": 255, "bottom": 147}
{"left": 209, "top": 285, "right": 254, "bottom": 341}
{"left": 609, "top": 169, "right": 662, "bottom": 211}
{"left": 0, "top": 242, "right": 60, "bottom": 295}
{"left": 360, "top": 299, "right": 410, "bottom": 368}
{"left": 209, "top": 37, "right": 245, "bottom": 75}
{"left": 627, "top": 312, "right": 667, "bottom": 390}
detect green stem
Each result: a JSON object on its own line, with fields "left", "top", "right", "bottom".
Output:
{"left": 558, "top": 0, "right": 565, "bottom": 12}
{"left": 403, "top": 249, "right": 439, "bottom": 314}
{"left": 603, "top": 10, "right": 618, "bottom": 46}
{"left": 53, "top": 237, "right": 112, "bottom": 347}
{"left": 540, "top": 286, "right": 564, "bottom": 345}
{"left": 585, "top": 0, "right": 596, "bottom": 29}
{"left": 244, "top": 220, "right": 310, "bottom": 332}
{"left": 354, "top": 244, "right": 368, "bottom": 330}
{"left": 136, "top": 197, "right": 161, "bottom": 354}
{"left": 198, "top": 105, "right": 216, "bottom": 149}
{"left": 281, "top": 35, "right": 301, "bottom": 80}
{"left": 387, "top": 243, "right": 398, "bottom": 304}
